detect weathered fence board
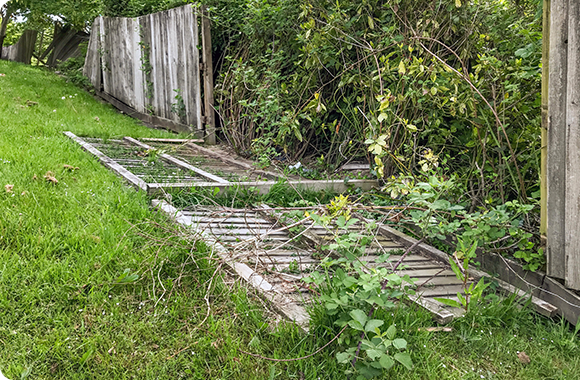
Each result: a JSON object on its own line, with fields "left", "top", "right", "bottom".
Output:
{"left": 564, "top": 0, "right": 580, "bottom": 290}
{"left": 1, "top": 30, "right": 37, "bottom": 64}
{"left": 83, "top": 5, "right": 204, "bottom": 135}
{"left": 547, "top": 0, "right": 580, "bottom": 289}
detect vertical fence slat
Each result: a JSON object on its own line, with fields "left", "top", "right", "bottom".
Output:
{"left": 547, "top": 0, "right": 569, "bottom": 280}
{"left": 201, "top": 5, "right": 215, "bottom": 143}
{"left": 132, "top": 18, "right": 144, "bottom": 113}
{"left": 565, "top": 0, "right": 580, "bottom": 290}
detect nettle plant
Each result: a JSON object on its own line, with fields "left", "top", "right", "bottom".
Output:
{"left": 303, "top": 197, "right": 414, "bottom": 379}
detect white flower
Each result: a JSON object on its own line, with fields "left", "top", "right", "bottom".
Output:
{"left": 62, "top": 96, "right": 66, "bottom": 100}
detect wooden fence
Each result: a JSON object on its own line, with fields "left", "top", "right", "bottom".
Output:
{"left": 83, "top": 5, "right": 214, "bottom": 140}
{"left": 547, "top": 0, "right": 580, "bottom": 290}
{"left": 1, "top": 30, "right": 37, "bottom": 64}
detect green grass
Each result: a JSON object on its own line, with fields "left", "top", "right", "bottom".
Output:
{"left": 0, "top": 60, "right": 579, "bottom": 380}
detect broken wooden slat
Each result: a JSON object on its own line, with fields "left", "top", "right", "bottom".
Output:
{"left": 406, "top": 295, "right": 457, "bottom": 324}
{"left": 123, "top": 136, "right": 230, "bottom": 184}
{"left": 140, "top": 138, "right": 204, "bottom": 144}
{"left": 63, "top": 132, "right": 148, "bottom": 192}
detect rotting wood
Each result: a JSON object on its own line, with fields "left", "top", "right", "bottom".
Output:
{"left": 63, "top": 132, "right": 148, "bottom": 192}
{"left": 123, "top": 136, "right": 229, "bottom": 184}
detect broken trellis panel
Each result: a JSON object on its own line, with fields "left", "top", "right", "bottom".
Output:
{"left": 153, "top": 201, "right": 558, "bottom": 328}
{"left": 547, "top": 0, "right": 580, "bottom": 290}
{"left": 83, "top": 5, "right": 209, "bottom": 136}
{"left": 64, "top": 132, "right": 379, "bottom": 195}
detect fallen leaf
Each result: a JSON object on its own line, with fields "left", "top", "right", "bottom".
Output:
{"left": 4, "top": 184, "right": 13, "bottom": 193}
{"left": 517, "top": 351, "right": 530, "bottom": 364}
{"left": 0, "top": 73, "right": 5, "bottom": 77}
{"left": 21, "top": 191, "right": 27, "bottom": 196}
{"left": 63, "top": 164, "right": 79, "bottom": 171}
{"left": 44, "top": 171, "right": 58, "bottom": 184}
{"left": 32, "top": 174, "right": 38, "bottom": 180}
{"left": 26, "top": 100, "right": 38, "bottom": 107}
{"left": 94, "top": 116, "right": 100, "bottom": 122}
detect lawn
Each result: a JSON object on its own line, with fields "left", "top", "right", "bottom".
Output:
{"left": 0, "top": 60, "right": 579, "bottom": 380}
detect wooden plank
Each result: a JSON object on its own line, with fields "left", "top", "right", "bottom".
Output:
{"left": 83, "top": 17, "right": 101, "bottom": 89}
{"left": 99, "top": 17, "right": 110, "bottom": 94}
{"left": 63, "top": 132, "right": 148, "bottom": 192}
{"left": 140, "top": 138, "right": 204, "bottom": 144}
{"left": 540, "top": 0, "right": 550, "bottom": 239}
{"left": 565, "top": 0, "right": 580, "bottom": 290}
{"left": 547, "top": 0, "right": 569, "bottom": 279}
{"left": 184, "top": 5, "right": 202, "bottom": 130}
{"left": 123, "top": 137, "right": 229, "bottom": 183}
{"left": 132, "top": 17, "right": 145, "bottom": 114}
{"left": 539, "top": 276, "right": 580, "bottom": 325}
{"left": 185, "top": 142, "right": 281, "bottom": 180}
{"left": 406, "top": 295, "right": 456, "bottom": 324}
{"left": 201, "top": 5, "right": 216, "bottom": 143}
{"left": 147, "top": 178, "right": 378, "bottom": 195}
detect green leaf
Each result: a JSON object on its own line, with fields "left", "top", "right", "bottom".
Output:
{"left": 392, "top": 338, "right": 407, "bottom": 350}
{"left": 342, "top": 276, "right": 357, "bottom": 288}
{"left": 398, "top": 60, "right": 406, "bottom": 75}
{"left": 386, "top": 324, "right": 396, "bottom": 340}
{"left": 365, "top": 319, "right": 384, "bottom": 332}
{"left": 366, "top": 348, "right": 383, "bottom": 360}
{"left": 448, "top": 258, "right": 465, "bottom": 281}
{"left": 336, "top": 352, "right": 352, "bottom": 363}
{"left": 394, "top": 352, "right": 414, "bottom": 370}
{"left": 379, "top": 354, "right": 395, "bottom": 370}
{"left": 349, "top": 309, "right": 368, "bottom": 327}
{"left": 433, "top": 297, "right": 462, "bottom": 308}
{"left": 325, "top": 302, "right": 338, "bottom": 310}
{"left": 348, "top": 320, "right": 365, "bottom": 331}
